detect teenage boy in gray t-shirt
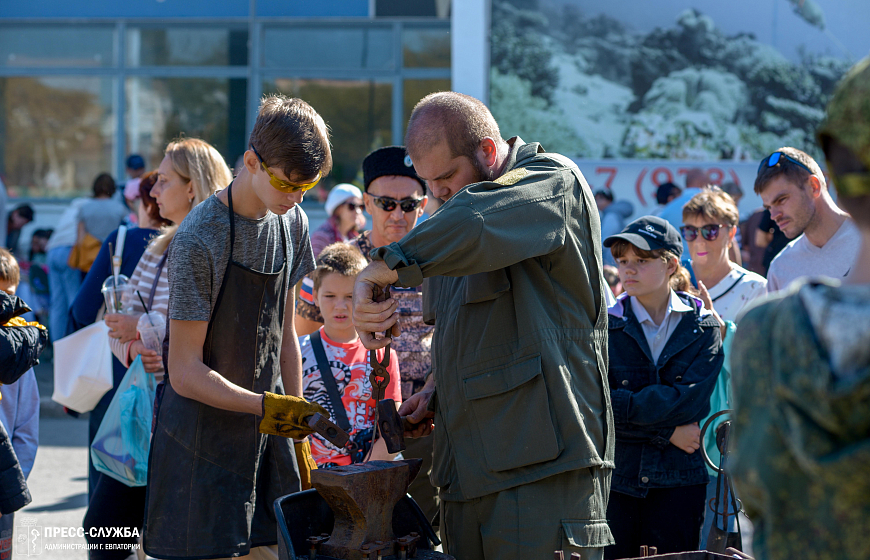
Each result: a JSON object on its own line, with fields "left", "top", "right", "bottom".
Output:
{"left": 144, "top": 96, "right": 333, "bottom": 560}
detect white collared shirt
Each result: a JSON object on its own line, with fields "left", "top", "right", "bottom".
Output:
{"left": 630, "top": 290, "right": 693, "bottom": 363}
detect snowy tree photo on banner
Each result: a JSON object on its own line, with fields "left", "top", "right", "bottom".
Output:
{"left": 489, "top": 0, "right": 870, "bottom": 163}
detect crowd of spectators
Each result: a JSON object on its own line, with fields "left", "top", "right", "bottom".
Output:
{"left": 0, "top": 57, "right": 867, "bottom": 559}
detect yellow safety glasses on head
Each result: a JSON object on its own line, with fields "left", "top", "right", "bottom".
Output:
{"left": 250, "top": 144, "right": 321, "bottom": 193}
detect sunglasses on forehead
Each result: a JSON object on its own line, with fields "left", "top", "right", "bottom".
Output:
{"left": 758, "top": 151, "right": 814, "bottom": 175}
{"left": 250, "top": 144, "right": 321, "bottom": 193}
{"left": 680, "top": 223, "right": 728, "bottom": 242}
{"left": 368, "top": 194, "right": 425, "bottom": 213}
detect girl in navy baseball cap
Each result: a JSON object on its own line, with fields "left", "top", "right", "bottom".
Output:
{"left": 602, "top": 215, "right": 723, "bottom": 559}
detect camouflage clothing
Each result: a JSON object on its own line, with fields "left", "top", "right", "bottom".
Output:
{"left": 730, "top": 279, "right": 870, "bottom": 560}
{"left": 296, "top": 231, "right": 433, "bottom": 399}
{"left": 817, "top": 56, "right": 870, "bottom": 197}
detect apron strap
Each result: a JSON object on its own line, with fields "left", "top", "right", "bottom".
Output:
{"left": 310, "top": 330, "right": 352, "bottom": 432}
{"left": 226, "top": 183, "right": 236, "bottom": 261}
{"left": 148, "top": 251, "right": 169, "bottom": 311}
{"left": 278, "top": 206, "right": 288, "bottom": 297}
{"left": 226, "top": 181, "right": 290, "bottom": 310}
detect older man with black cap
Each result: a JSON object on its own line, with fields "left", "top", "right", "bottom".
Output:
{"left": 295, "top": 146, "right": 439, "bottom": 519}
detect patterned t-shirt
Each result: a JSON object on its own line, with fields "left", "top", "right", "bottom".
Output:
{"left": 300, "top": 327, "right": 401, "bottom": 466}
{"left": 297, "top": 231, "right": 433, "bottom": 399}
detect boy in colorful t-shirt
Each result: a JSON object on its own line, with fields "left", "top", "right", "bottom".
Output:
{"left": 299, "top": 242, "right": 401, "bottom": 465}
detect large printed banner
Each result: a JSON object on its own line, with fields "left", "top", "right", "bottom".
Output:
{"left": 574, "top": 159, "right": 763, "bottom": 221}
{"left": 491, "top": 0, "right": 869, "bottom": 181}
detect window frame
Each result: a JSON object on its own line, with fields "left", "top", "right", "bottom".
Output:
{"left": 0, "top": 18, "right": 449, "bottom": 193}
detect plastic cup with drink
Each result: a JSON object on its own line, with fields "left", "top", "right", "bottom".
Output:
{"left": 101, "top": 275, "right": 135, "bottom": 314}
{"left": 137, "top": 312, "right": 166, "bottom": 356}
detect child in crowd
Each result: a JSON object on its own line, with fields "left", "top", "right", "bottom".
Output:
{"left": 299, "top": 242, "right": 401, "bottom": 466}
{"left": 0, "top": 248, "right": 41, "bottom": 554}
{"left": 602, "top": 264, "right": 623, "bottom": 296}
{"left": 602, "top": 216, "right": 723, "bottom": 559}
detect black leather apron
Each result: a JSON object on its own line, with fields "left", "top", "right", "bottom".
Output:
{"left": 144, "top": 184, "right": 301, "bottom": 559}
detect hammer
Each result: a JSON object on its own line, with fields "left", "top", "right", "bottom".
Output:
{"left": 376, "top": 396, "right": 435, "bottom": 454}
{"left": 307, "top": 413, "right": 350, "bottom": 448}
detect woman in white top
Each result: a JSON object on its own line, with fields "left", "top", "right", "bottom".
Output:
{"left": 86, "top": 138, "right": 232, "bottom": 558}
{"left": 680, "top": 187, "right": 766, "bottom": 550}
{"left": 681, "top": 188, "right": 767, "bottom": 323}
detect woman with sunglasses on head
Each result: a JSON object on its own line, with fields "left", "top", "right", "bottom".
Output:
{"left": 603, "top": 215, "right": 722, "bottom": 559}
{"left": 680, "top": 188, "right": 766, "bottom": 551}
{"left": 310, "top": 183, "right": 366, "bottom": 258}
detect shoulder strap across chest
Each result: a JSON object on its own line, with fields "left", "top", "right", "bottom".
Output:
{"left": 310, "top": 330, "right": 352, "bottom": 432}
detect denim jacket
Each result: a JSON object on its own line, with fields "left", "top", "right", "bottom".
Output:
{"left": 607, "top": 292, "right": 723, "bottom": 497}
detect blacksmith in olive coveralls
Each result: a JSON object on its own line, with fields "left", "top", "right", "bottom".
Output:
{"left": 353, "top": 92, "right": 615, "bottom": 560}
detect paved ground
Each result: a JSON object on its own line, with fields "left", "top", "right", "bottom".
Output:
{"left": 22, "top": 354, "right": 753, "bottom": 559}
{"left": 14, "top": 417, "right": 91, "bottom": 559}
{"left": 17, "top": 358, "right": 144, "bottom": 559}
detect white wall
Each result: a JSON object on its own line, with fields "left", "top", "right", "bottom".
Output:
{"left": 450, "top": 0, "right": 490, "bottom": 103}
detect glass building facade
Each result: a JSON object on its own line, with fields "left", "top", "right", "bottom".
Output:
{"left": 0, "top": 0, "right": 451, "bottom": 197}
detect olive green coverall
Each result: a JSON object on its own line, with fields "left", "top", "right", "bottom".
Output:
{"left": 371, "top": 138, "right": 615, "bottom": 560}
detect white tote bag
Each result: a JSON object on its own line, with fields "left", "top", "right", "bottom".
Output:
{"left": 52, "top": 226, "right": 127, "bottom": 413}
{"left": 52, "top": 321, "right": 114, "bottom": 413}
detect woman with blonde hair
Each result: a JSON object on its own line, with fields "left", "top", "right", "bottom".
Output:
{"left": 681, "top": 188, "right": 766, "bottom": 321}
{"left": 680, "top": 187, "right": 767, "bottom": 550}
{"left": 148, "top": 138, "right": 234, "bottom": 254}
{"left": 86, "top": 138, "right": 231, "bottom": 560}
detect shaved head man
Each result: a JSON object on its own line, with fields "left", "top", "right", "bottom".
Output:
{"left": 352, "top": 92, "right": 614, "bottom": 560}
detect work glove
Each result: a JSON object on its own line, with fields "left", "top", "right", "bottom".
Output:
{"left": 259, "top": 392, "right": 328, "bottom": 439}
{"left": 294, "top": 439, "right": 317, "bottom": 490}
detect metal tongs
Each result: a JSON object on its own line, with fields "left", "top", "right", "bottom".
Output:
{"left": 367, "top": 285, "right": 428, "bottom": 454}
{"left": 369, "top": 285, "right": 393, "bottom": 404}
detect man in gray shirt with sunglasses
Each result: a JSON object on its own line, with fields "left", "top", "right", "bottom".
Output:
{"left": 754, "top": 147, "right": 860, "bottom": 293}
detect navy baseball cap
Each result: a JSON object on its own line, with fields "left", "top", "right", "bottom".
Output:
{"left": 126, "top": 154, "right": 145, "bottom": 170}
{"left": 603, "top": 215, "right": 683, "bottom": 259}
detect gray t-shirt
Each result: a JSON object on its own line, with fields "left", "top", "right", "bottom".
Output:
{"left": 78, "top": 198, "right": 129, "bottom": 242}
{"left": 767, "top": 218, "right": 861, "bottom": 293}
{"left": 168, "top": 193, "right": 315, "bottom": 322}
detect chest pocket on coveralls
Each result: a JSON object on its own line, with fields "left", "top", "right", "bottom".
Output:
{"left": 462, "top": 269, "right": 511, "bottom": 305}
{"left": 463, "top": 354, "right": 562, "bottom": 472}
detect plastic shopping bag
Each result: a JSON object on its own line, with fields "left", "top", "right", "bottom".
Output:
{"left": 91, "top": 356, "right": 156, "bottom": 487}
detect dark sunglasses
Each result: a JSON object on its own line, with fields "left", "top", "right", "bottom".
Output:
{"left": 345, "top": 202, "right": 364, "bottom": 212}
{"left": 680, "top": 223, "right": 727, "bottom": 242}
{"left": 368, "top": 195, "right": 425, "bottom": 213}
{"left": 758, "top": 151, "right": 814, "bottom": 175}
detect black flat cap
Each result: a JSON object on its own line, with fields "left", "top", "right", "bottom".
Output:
{"left": 362, "top": 146, "right": 426, "bottom": 193}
